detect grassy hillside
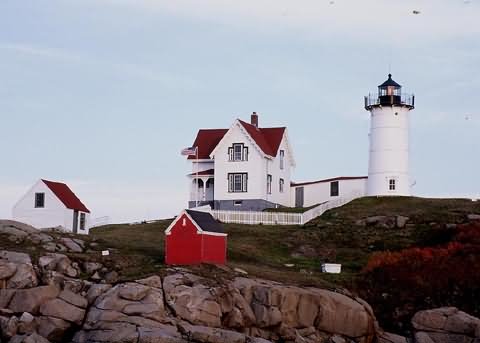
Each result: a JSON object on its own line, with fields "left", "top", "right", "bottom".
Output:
{"left": 90, "top": 196, "right": 480, "bottom": 288}
{"left": 2, "top": 196, "right": 479, "bottom": 332}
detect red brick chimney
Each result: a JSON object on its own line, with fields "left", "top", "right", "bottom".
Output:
{"left": 251, "top": 112, "right": 259, "bottom": 128}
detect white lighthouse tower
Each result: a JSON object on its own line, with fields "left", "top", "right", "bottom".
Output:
{"left": 364, "top": 74, "right": 415, "bottom": 196}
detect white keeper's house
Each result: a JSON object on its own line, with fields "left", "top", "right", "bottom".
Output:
{"left": 12, "top": 179, "right": 91, "bottom": 234}
{"left": 185, "top": 74, "right": 415, "bottom": 211}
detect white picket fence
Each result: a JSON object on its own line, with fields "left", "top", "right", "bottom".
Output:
{"left": 195, "top": 194, "right": 362, "bottom": 226}
{"left": 210, "top": 210, "right": 303, "bottom": 225}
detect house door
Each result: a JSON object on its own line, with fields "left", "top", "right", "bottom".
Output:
{"left": 73, "top": 210, "right": 79, "bottom": 234}
{"left": 295, "top": 187, "right": 304, "bottom": 208}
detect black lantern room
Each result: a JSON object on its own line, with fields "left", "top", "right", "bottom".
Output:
{"left": 365, "top": 74, "right": 414, "bottom": 110}
{"left": 378, "top": 74, "right": 402, "bottom": 105}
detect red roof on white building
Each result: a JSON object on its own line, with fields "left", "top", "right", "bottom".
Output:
{"left": 187, "top": 118, "right": 286, "bottom": 159}
{"left": 41, "top": 179, "right": 90, "bottom": 213}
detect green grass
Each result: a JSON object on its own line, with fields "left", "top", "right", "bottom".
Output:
{"left": 88, "top": 196, "right": 480, "bottom": 287}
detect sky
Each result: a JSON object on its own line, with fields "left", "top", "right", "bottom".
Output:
{"left": 0, "top": 0, "right": 479, "bottom": 223}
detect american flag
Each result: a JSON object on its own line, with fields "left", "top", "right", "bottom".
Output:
{"left": 180, "top": 146, "right": 198, "bottom": 156}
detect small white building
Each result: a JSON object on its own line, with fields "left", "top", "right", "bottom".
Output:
{"left": 291, "top": 176, "right": 368, "bottom": 208}
{"left": 12, "top": 179, "right": 91, "bottom": 235}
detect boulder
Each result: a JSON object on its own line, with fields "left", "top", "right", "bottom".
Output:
{"left": 0, "top": 226, "right": 29, "bottom": 240}
{"left": 9, "top": 285, "right": 60, "bottom": 314}
{"left": 86, "top": 284, "right": 112, "bottom": 305}
{"left": 6, "top": 264, "right": 39, "bottom": 289}
{"left": 137, "top": 325, "right": 186, "bottom": 343}
{"left": 10, "top": 332, "right": 52, "bottom": 343}
{"left": 377, "top": 332, "right": 408, "bottom": 343}
{"left": 24, "top": 333, "right": 52, "bottom": 343}
{"left": 0, "top": 260, "right": 18, "bottom": 280}
{"left": 18, "top": 312, "right": 36, "bottom": 334}
{"left": 36, "top": 316, "right": 71, "bottom": 342}
{"left": 0, "top": 220, "right": 38, "bottom": 234}
{"left": 252, "top": 303, "right": 282, "bottom": 328}
{"left": 38, "top": 254, "right": 78, "bottom": 278}
{"left": 63, "top": 277, "right": 87, "bottom": 294}
{"left": 104, "top": 270, "right": 119, "bottom": 283}
{"left": 136, "top": 275, "right": 163, "bottom": 289}
{"left": 58, "top": 289, "right": 88, "bottom": 309}
{"left": 164, "top": 274, "right": 222, "bottom": 327}
{"left": 60, "top": 238, "right": 83, "bottom": 253}
{"left": 0, "top": 289, "right": 16, "bottom": 308}
{"left": 28, "top": 233, "right": 53, "bottom": 245}
{"left": 0, "top": 251, "right": 32, "bottom": 265}
{"left": 312, "top": 288, "right": 374, "bottom": 338}
{"left": 72, "top": 239, "right": 86, "bottom": 249}
{"left": 72, "top": 322, "right": 139, "bottom": 343}
{"left": 0, "top": 315, "right": 19, "bottom": 339}
{"left": 118, "top": 283, "right": 150, "bottom": 301}
{"left": 82, "top": 262, "right": 103, "bottom": 275}
{"left": 42, "top": 243, "right": 57, "bottom": 252}
{"left": 396, "top": 216, "right": 409, "bottom": 228}
{"left": 39, "top": 298, "right": 86, "bottom": 325}
{"left": 412, "top": 307, "right": 480, "bottom": 343}
{"left": 178, "top": 322, "right": 246, "bottom": 343}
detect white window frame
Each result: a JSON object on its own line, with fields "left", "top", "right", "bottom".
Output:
{"left": 228, "top": 143, "right": 248, "bottom": 162}
{"left": 228, "top": 173, "right": 248, "bottom": 193}
{"left": 267, "top": 174, "right": 272, "bottom": 194}
{"left": 79, "top": 213, "right": 86, "bottom": 230}
{"left": 35, "top": 193, "right": 45, "bottom": 208}
{"left": 330, "top": 181, "right": 339, "bottom": 197}
{"left": 279, "top": 178, "right": 284, "bottom": 193}
{"left": 389, "top": 178, "right": 396, "bottom": 191}
{"left": 280, "top": 150, "right": 285, "bottom": 170}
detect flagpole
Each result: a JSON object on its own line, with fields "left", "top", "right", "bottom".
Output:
{"left": 195, "top": 146, "right": 199, "bottom": 208}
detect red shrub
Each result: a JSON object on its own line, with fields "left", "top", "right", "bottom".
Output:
{"left": 359, "top": 224, "right": 480, "bottom": 333}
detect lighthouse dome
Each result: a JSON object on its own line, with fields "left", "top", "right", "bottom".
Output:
{"left": 378, "top": 73, "right": 402, "bottom": 88}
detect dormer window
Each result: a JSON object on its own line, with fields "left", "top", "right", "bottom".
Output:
{"left": 228, "top": 143, "right": 248, "bottom": 161}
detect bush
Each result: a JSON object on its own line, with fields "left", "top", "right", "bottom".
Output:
{"left": 359, "top": 223, "right": 480, "bottom": 333}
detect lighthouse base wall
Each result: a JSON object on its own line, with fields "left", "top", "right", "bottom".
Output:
{"left": 367, "top": 172, "right": 410, "bottom": 196}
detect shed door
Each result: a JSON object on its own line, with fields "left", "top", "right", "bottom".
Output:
{"left": 295, "top": 187, "right": 304, "bottom": 208}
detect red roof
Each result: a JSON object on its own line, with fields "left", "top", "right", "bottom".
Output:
{"left": 188, "top": 169, "right": 214, "bottom": 176}
{"left": 41, "top": 179, "right": 90, "bottom": 213}
{"left": 238, "top": 120, "right": 285, "bottom": 157}
{"left": 187, "top": 120, "right": 286, "bottom": 160}
{"left": 187, "top": 129, "right": 228, "bottom": 160}
{"left": 291, "top": 176, "right": 368, "bottom": 187}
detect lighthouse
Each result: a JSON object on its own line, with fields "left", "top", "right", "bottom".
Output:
{"left": 364, "top": 74, "right": 415, "bottom": 196}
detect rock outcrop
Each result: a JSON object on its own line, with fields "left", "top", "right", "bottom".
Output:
{"left": 0, "top": 246, "right": 378, "bottom": 343}
{"left": 412, "top": 307, "right": 480, "bottom": 343}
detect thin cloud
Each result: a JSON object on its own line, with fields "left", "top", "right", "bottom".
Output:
{"left": 0, "top": 42, "right": 199, "bottom": 89}
{"left": 0, "top": 43, "right": 84, "bottom": 61}
{"left": 100, "top": 0, "right": 480, "bottom": 40}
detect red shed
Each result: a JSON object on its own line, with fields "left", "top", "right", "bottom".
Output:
{"left": 165, "top": 209, "right": 227, "bottom": 265}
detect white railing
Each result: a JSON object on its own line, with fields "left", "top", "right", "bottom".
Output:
{"left": 301, "top": 195, "right": 358, "bottom": 224}
{"left": 210, "top": 209, "right": 303, "bottom": 225}
{"left": 195, "top": 193, "right": 363, "bottom": 226}
{"left": 89, "top": 216, "right": 111, "bottom": 228}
